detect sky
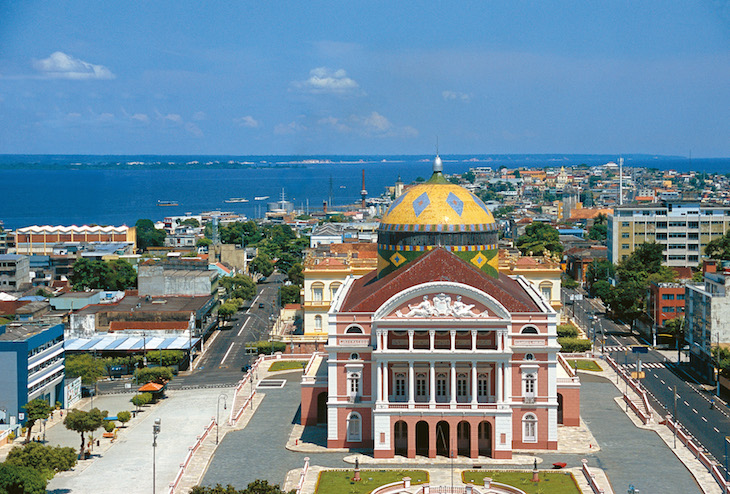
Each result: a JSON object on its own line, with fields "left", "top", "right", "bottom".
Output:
{"left": 0, "top": 1, "right": 729, "bottom": 157}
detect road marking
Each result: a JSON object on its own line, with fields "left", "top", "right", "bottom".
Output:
{"left": 220, "top": 342, "right": 235, "bottom": 365}
{"left": 715, "top": 427, "right": 720, "bottom": 433}
{"left": 692, "top": 408, "right": 698, "bottom": 414}
{"left": 654, "top": 373, "right": 658, "bottom": 378}
{"left": 685, "top": 401, "right": 690, "bottom": 406}
{"left": 660, "top": 379, "right": 665, "bottom": 385}
{"left": 237, "top": 317, "right": 251, "bottom": 337}
{"left": 702, "top": 417, "right": 708, "bottom": 422}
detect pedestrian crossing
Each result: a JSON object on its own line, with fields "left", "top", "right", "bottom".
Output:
{"left": 603, "top": 345, "right": 631, "bottom": 353}
{"left": 619, "top": 361, "right": 666, "bottom": 369}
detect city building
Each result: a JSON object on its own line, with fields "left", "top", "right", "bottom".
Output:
{"left": 0, "top": 229, "right": 15, "bottom": 255}
{"left": 647, "top": 282, "right": 686, "bottom": 330}
{"left": 14, "top": 225, "right": 136, "bottom": 255}
{"left": 564, "top": 246, "right": 608, "bottom": 285}
{"left": 297, "top": 243, "right": 378, "bottom": 352}
{"left": 137, "top": 258, "right": 218, "bottom": 298}
{"left": 607, "top": 201, "right": 730, "bottom": 266}
{"left": 0, "top": 323, "right": 65, "bottom": 429}
{"left": 0, "top": 254, "right": 30, "bottom": 291}
{"left": 498, "top": 250, "right": 563, "bottom": 315}
{"left": 309, "top": 222, "right": 379, "bottom": 248}
{"left": 686, "top": 269, "right": 730, "bottom": 380}
{"left": 301, "top": 157, "right": 580, "bottom": 459}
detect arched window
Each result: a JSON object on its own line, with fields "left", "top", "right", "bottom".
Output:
{"left": 525, "top": 353, "right": 535, "bottom": 361}
{"left": 314, "top": 315, "right": 323, "bottom": 330}
{"left": 350, "top": 353, "right": 360, "bottom": 360}
{"left": 523, "top": 413, "right": 537, "bottom": 442}
{"left": 347, "top": 412, "right": 362, "bottom": 442}
{"left": 345, "top": 326, "right": 363, "bottom": 334}
{"left": 539, "top": 281, "right": 552, "bottom": 301}
{"left": 311, "top": 283, "right": 324, "bottom": 302}
{"left": 521, "top": 326, "right": 539, "bottom": 334}
{"left": 329, "top": 282, "right": 342, "bottom": 300}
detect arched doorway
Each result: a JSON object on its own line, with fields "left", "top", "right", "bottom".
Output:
{"left": 394, "top": 421, "right": 408, "bottom": 456}
{"left": 557, "top": 393, "right": 564, "bottom": 424}
{"left": 478, "top": 421, "right": 491, "bottom": 457}
{"left": 457, "top": 421, "right": 470, "bottom": 457}
{"left": 415, "top": 421, "right": 429, "bottom": 456}
{"left": 435, "top": 421, "right": 450, "bottom": 457}
{"left": 316, "top": 392, "right": 327, "bottom": 424}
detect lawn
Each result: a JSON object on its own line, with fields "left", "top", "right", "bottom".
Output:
{"left": 462, "top": 470, "right": 580, "bottom": 494}
{"left": 268, "top": 360, "right": 307, "bottom": 371}
{"left": 566, "top": 359, "right": 602, "bottom": 372}
{"left": 315, "top": 469, "right": 428, "bottom": 494}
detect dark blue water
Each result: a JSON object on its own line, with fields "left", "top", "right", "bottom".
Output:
{"left": 1, "top": 154, "right": 727, "bottom": 229}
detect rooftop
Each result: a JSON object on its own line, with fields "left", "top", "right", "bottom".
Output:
{"left": 76, "top": 294, "right": 213, "bottom": 315}
{"left": 0, "top": 323, "right": 58, "bottom": 342}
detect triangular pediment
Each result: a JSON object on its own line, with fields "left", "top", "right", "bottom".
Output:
{"left": 374, "top": 282, "right": 511, "bottom": 321}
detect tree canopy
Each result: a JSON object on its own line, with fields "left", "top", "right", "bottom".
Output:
{"left": 135, "top": 219, "right": 166, "bottom": 250}
{"left": 63, "top": 408, "right": 108, "bottom": 456}
{"left": 22, "top": 399, "right": 51, "bottom": 443}
{"left": 279, "top": 285, "right": 301, "bottom": 305}
{"left": 220, "top": 275, "right": 256, "bottom": 300}
{"left": 70, "top": 258, "right": 137, "bottom": 291}
{"left": 0, "top": 463, "right": 47, "bottom": 494}
{"left": 706, "top": 232, "right": 730, "bottom": 260}
{"left": 190, "top": 480, "right": 295, "bottom": 494}
{"left": 5, "top": 442, "right": 77, "bottom": 480}
{"left": 515, "top": 222, "right": 563, "bottom": 256}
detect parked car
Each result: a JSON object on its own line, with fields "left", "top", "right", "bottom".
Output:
{"left": 258, "top": 303, "right": 265, "bottom": 309}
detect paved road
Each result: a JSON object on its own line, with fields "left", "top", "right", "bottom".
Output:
{"left": 564, "top": 286, "right": 730, "bottom": 479}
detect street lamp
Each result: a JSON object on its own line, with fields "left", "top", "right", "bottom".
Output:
{"left": 216, "top": 394, "right": 227, "bottom": 445}
{"left": 152, "top": 418, "right": 161, "bottom": 494}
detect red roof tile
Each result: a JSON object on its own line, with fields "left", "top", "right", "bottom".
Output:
{"left": 340, "top": 248, "right": 540, "bottom": 313}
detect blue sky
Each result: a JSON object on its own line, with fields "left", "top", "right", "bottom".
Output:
{"left": 1, "top": 1, "right": 728, "bottom": 156}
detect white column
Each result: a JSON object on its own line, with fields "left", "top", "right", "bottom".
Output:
{"left": 408, "top": 329, "right": 414, "bottom": 351}
{"left": 496, "top": 362, "right": 503, "bottom": 403}
{"left": 383, "top": 361, "right": 389, "bottom": 404}
{"left": 408, "top": 361, "right": 415, "bottom": 404}
{"left": 471, "top": 361, "right": 478, "bottom": 405}
{"left": 429, "top": 361, "right": 436, "bottom": 405}
{"left": 450, "top": 361, "right": 457, "bottom": 404}
{"left": 450, "top": 330, "right": 456, "bottom": 351}
{"left": 429, "top": 330, "right": 435, "bottom": 351}
{"left": 471, "top": 330, "right": 477, "bottom": 351}
{"left": 382, "top": 330, "right": 388, "bottom": 351}
{"left": 376, "top": 329, "right": 382, "bottom": 351}
{"left": 377, "top": 362, "right": 383, "bottom": 402}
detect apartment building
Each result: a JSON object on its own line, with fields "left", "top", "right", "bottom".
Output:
{"left": 608, "top": 201, "right": 730, "bottom": 266}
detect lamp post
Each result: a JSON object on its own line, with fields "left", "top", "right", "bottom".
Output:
{"left": 216, "top": 394, "right": 227, "bottom": 445}
{"left": 152, "top": 418, "right": 161, "bottom": 494}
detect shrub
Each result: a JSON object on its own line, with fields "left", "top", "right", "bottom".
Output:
{"left": 134, "top": 366, "right": 173, "bottom": 384}
{"left": 557, "top": 324, "right": 579, "bottom": 338}
{"left": 131, "top": 393, "right": 153, "bottom": 408}
{"left": 103, "top": 421, "right": 115, "bottom": 433}
{"left": 117, "top": 411, "right": 131, "bottom": 425}
{"left": 253, "top": 341, "right": 286, "bottom": 354}
{"left": 558, "top": 337, "right": 592, "bottom": 353}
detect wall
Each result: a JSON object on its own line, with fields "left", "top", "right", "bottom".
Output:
{"left": 0, "top": 350, "right": 19, "bottom": 426}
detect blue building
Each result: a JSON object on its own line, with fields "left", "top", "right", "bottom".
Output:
{"left": 0, "top": 323, "right": 65, "bottom": 429}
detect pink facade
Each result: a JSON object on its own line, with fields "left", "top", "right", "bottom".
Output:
{"left": 301, "top": 248, "right": 581, "bottom": 459}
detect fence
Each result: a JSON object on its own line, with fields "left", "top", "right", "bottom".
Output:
{"left": 581, "top": 459, "right": 605, "bottom": 494}
{"left": 664, "top": 416, "right": 730, "bottom": 494}
{"left": 294, "top": 457, "right": 310, "bottom": 494}
{"left": 167, "top": 417, "right": 216, "bottom": 494}
{"left": 604, "top": 355, "right": 653, "bottom": 424}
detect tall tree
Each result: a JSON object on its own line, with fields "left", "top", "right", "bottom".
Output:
{"left": 135, "top": 218, "right": 166, "bottom": 251}
{"left": 706, "top": 232, "right": 730, "bottom": 261}
{"left": 5, "top": 442, "right": 77, "bottom": 479}
{"left": 63, "top": 408, "right": 108, "bottom": 457}
{"left": 0, "top": 463, "right": 47, "bottom": 494}
{"left": 70, "top": 258, "right": 137, "bottom": 291}
{"left": 22, "top": 399, "right": 51, "bottom": 443}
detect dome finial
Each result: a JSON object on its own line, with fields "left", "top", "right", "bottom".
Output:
{"left": 433, "top": 136, "right": 443, "bottom": 173}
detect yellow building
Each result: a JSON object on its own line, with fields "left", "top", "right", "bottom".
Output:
{"left": 499, "top": 249, "right": 563, "bottom": 315}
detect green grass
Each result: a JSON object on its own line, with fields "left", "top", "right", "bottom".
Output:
{"left": 566, "top": 359, "right": 602, "bottom": 372}
{"left": 462, "top": 470, "right": 580, "bottom": 494}
{"left": 315, "top": 469, "right": 428, "bottom": 494}
{"left": 268, "top": 360, "right": 306, "bottom": 371}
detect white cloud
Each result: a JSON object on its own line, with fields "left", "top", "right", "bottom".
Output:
{"left": 362, "top": 111, "right": 392, "bottom": 133}
{"left": 442, "top": 90, "right": 472, "bottom": 102}
{"left": 274, "top": 121, "right": 306, "bottom": 135}
{"left": 162, "top": 113, "right": 183, "bottom": 123}
{"left": 192, "top": 111, "right": 206, "bottom": 121}
{"left": 234, "top": 115, "right": 260, "bottom": 128}
{"left": 293, "top": 67, "right": 359, "bottom": 94}
{"left": 99, "top": 112, "right": 114, "bottom": 122}
{"left": 318, "top": 111, "right": 419, "bottom": 139}
{"left": 185, "top": 122, "right": 203, "bottom": 137}
{"left": 33, "top": 52, "right": 115, "bottom": 80}
{"left": 130, "top": 113, "right": 149, "bottom": 123}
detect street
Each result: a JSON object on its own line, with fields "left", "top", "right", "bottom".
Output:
{"left": 564, "top": 286, "right": 730, "bottom": 478}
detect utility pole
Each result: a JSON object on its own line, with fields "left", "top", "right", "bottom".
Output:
{"left": 673, "top": 386, "right": 677, "bottom": 449}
